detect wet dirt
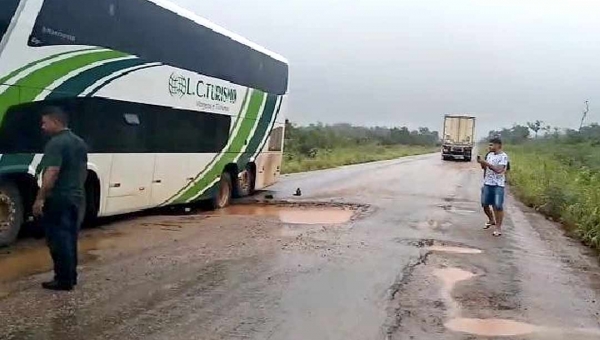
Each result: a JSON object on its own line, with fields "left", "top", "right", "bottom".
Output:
{"left": 208, "top": 204, "right": 356, "bottom": 225}
{"left": 0, "top": 215, "right": 209, "bottom": 288}
{"left": 444, "top": 318, "right": 539, "bottom": 337}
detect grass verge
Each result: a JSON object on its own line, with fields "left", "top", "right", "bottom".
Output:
{"left": 506, "top": 141, "right": 600, "bottom": 249}
{"left": 282, "top": 144, "right": 436, "bottom": 174}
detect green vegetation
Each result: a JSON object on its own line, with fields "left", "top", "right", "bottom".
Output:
{"left": 283, "top": 122, "right": 438, "bottom": 174}
{"left": 489, "top": 123, "right": 600, "bottom": 249}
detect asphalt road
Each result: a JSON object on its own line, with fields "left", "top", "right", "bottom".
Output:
{"left": 1, "top": 154, "right": 599, "bottom": 340}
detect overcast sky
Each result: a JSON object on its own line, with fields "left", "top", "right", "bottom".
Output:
{"left": 175, "top": 0, "right": 599, "bottom": 136}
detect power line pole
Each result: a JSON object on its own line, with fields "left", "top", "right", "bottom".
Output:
{"left": 579, "top": 100, "right": 589, "bottom": 131}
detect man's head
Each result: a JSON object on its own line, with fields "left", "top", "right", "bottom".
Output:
{"left": 41, "top": 106, "right": 68, "bottom": 136}
{"left": 488, "top": 137, "right": 503, "bottom": 153}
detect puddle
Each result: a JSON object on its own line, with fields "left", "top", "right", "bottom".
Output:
{"left": 427, "top": 245, "right": 483, "bottom": 254}
{"left": 434, "top": 267, "right": 477, "bottom": 317}
{"left": 434, "top": 268, "right": 476, "bottom": 288}
{"left": 210, "top": 204, "right": 355, "bottom": 225}
{"left": 445, "top": 318, "right": 539, "bottom": 337}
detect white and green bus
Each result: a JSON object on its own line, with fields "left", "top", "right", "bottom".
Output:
{"left": 0, "top": 0, "right": 289, "bottom": 246}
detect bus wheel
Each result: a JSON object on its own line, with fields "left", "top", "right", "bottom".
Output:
{"left": 235, "top": 165, "right": 255, "bottom": 198}
{"left": 0, "top": 181, "right": 23, "bottom": 247}
{"left": 82, "top": 175, "right": 100, "bottom": 227}
{"left": 212, "top": 172, "right": 233, "bottom": 209}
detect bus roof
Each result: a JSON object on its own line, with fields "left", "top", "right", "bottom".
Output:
{"left": 152, "top": 0, "right": 289, "bottom": 65}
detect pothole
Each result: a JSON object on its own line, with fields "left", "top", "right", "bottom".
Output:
{"left": 208, "top": 203, "right": 359, "bottom": 225}
{"left": 438, "top": 204, "right": 476, "bottom": 214}
{"left": 434, "top": 268, "right": 477, "bottom": 289}
{"left": 427, "top": 245, "right": 482, "bottom": 254}
{"left": 445, "top": 318, "right": 539, "bottom": 337}
{"left": 396, "top": 238, "right": 482, "bottom": 254}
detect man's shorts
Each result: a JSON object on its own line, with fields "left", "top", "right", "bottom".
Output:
{"left": 481, "top": 185, "right": 505, "bottom": 211}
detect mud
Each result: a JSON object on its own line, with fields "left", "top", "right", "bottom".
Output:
{"left": 0, "top": 215, "right": 209, "bottom": 287}
{"left": 209, "top": 204, "right": 356, "bottom": 225}
{"left": 445, "top": 318, "right": 538, "bottom": 336}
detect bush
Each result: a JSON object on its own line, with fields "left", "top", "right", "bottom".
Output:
{"left": 507, "top": 141, "right": 600, "bottom": 249}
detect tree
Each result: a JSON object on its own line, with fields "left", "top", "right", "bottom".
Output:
{"left": 527, "top": 120, "right": 544, "bottom": 138}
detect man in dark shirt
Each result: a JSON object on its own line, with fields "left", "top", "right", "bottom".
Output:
{"left": 33, "top": 106, "right": 88, "bottom": 291}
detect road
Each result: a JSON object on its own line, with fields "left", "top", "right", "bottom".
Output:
{"left": 1, "top": 154, "right": 599, "bottom": 339}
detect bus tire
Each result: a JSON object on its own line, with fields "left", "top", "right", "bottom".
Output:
{"left": 82, "top": 174, "right": 100, "bottom": 227}
{"left": 234, "top": 164, "right": 255, "bottom": 198}
{"left": 0, "top": 181, "right": 24, "bottom": 247}
{"left": 211, "top": 172, "right": 233, "bottom": 209}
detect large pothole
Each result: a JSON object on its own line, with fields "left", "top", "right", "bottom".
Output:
{"left": 207, "top": 202, "right": 366, "bottom": 225}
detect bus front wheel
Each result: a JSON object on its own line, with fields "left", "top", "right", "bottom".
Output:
{"left": 211, "top": 172, "right": 233, "bottom": 209}
{"left": 0, "top": 181, "right": 23, "bottom": 247}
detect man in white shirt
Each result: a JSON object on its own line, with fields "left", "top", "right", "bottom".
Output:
{"left": 477, "top": 138, "right": 509, "bottom": 237}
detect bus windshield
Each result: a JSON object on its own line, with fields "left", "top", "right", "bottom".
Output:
{"left": 0, "top": 0, "right": 20, "bottom": 48}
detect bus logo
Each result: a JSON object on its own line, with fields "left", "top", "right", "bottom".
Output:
{"left": 168, "top": 73, "right": 188, "bottom": 98}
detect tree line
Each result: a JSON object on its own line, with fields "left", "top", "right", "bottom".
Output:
{"left": 486, "top": 120, "right": 600, "bottom": 145}
{"left": 284, "top": 121, "right": 440, "bottom": 157}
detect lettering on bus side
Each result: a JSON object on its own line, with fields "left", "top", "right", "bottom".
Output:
{"left": 170, "top": 73, "right": 237, "bottom": 103}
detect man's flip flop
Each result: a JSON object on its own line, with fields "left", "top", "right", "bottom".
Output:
{"left": 492, "top": 231, "right": 502, "bottom": 237}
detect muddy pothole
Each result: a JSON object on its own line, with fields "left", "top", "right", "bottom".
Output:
{"left": 445, "top": 318, "right": 538, "bottom": 337}
{"left": 207, "top": 202, "right": 365, "bottom": 225}
{"left": 395, "top": 238, "right": 483, "bottom": 254}
{"left": 427, "top": 245, "right": 483, "bottom": 254}
{"left": 438, "top": 204, "right": 477, "bottom": 215}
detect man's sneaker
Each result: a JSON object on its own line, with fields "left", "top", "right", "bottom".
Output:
{"left": 484, "top": 221, "right": 495, "bottom": 230}
{"left": 492, "top": 230, "right": 502, "bottom": 237}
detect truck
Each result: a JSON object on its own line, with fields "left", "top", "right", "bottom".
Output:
{"left": 441, "top": 115, "right": 476, "bottom": 161}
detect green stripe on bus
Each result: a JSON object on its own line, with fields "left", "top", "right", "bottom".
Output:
{"left": 47, "top": 58, "right": 144, "bottom": 99}
{"left": 173, "top": 90, "right": 265, "bottom": 204}
{"left": 237, "top": 94, "right": 278, "bottom": 168}
{"left": 0, "top": 154, "right": 36, "bottom": 174}
{"left": 0, "top": 47, "right": 101, "bottom": 86}
{"left": 0, "top": 49, "right": 127, "bottom": 124}
{"left": 162, "top": 88, "right": 251, "bottom": 205}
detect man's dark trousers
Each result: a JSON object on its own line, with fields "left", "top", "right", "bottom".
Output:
{"left": 43, "top": 197, "right": 81, "bottom": 286}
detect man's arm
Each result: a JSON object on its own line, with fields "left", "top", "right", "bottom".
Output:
{"left": 483, "top": 162, "right": 505, "bottom": 174}
{"left": 35, "top": 167, "right": 60, "bottom": 202}
{"left": 482, "top": 154, "right": 508, "bottom": 174}
{"left": 33, "top": 141, "right": 62, "bottom": 217}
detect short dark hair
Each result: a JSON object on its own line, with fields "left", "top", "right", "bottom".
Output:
{"left": 42, "top": 106, "right": 69, "bottom": 126}
{"left": 489, "top": 137, "right": 502, "bottom": 145}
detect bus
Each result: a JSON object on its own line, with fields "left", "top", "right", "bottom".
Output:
{"left": 0, "top": 0, "right": 289, "bottom": 246}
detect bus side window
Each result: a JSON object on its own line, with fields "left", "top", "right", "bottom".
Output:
{"left": 0, "top": 103, "right": 46, "bottom": 154}
{"left": 0, "top": 0, "right": 20, "bottom": 44}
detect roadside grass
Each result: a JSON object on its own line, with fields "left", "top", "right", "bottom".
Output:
{"left": 506, "top": 141, "right": 600, "bottom": 249}
{"left": 282, "top": 144, "right": 436, "bottom": 174}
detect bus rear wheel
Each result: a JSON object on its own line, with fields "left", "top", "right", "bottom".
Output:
{"left": 211, "top": 172, "right": 233, "bottom": 210}
{"left": 235, "top": 164, "right": 255, "bottom": 198}
{"left": 0, "top": 181, "right": 23, "bottom": 247}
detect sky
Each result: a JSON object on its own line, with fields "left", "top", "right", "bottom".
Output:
{"left": 174, "top": 0, "right": 600, "bottom": 137}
